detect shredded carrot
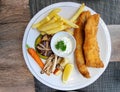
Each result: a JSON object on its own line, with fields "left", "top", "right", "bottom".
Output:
{"left": 26, "top": 44, "right": 44, "bottom": 69}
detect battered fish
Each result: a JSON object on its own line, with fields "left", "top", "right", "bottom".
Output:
{"left": 83, "top": 14, "right": 104, "bottom": 68}
{"left": 74, "top": 11, "right": 91, "bottom": 78}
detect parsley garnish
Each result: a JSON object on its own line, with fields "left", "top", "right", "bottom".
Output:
{"left": 55, "top": 41, "right": 66, "bottom": 51}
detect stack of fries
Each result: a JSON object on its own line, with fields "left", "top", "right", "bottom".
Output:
{"left": 32, "top": 3, "right": 85, "bottom": 35}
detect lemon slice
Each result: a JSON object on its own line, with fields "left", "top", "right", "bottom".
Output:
{"left": 62, "top": 63, "right": 73, "bottom": 83}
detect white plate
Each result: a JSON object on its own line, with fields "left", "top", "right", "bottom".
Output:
{"left": 22, "top": 2, "right": 111, "bottom": 90}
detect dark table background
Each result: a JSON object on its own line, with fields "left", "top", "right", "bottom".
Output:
{"left": 29, "top": 0, "right": 120, "bottom": 92}
{"left": 29, "top": 0, "right": 120, "bottom": 25}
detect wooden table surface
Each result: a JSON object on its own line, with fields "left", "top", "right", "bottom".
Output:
{"left": 0, "top": 0, "right": 120, "bottom": 92}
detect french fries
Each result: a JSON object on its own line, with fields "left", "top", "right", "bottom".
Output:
{"left": 37, "top": 21, "right": 63, "bottom": 31}
{"left": 54, "top": 14, "right": 79, "bottom": 28}
{"left": 32, "top": 17, "right": 50, "bottom": 28}
{"left": 46, "top": 25, "right": 67, "bottom": 34}
{"left": 32, "top": 4, "right": 85, "bottom": 34}
{"left": 45, "top": 17, "right": 58, "bottom": 25}
{"left": 70, "top": 3, "right": 85, "bottom": 22}
{"left": 32, "top": 8, "right": 61, "bottom": 28}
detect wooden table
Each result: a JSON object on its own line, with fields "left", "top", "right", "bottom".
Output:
{"left": 0, "top": 0, "right": 34, "bottom": 92}
{"left": 0, "top": 0, "right": 120, "bottom": 92}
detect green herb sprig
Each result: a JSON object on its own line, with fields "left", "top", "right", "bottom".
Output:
{"left": 55, "top": 40, "right": 66, "bottom": 51}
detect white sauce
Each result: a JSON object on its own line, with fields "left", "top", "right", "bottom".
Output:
{"left": 54, "top": 37, "right": 72, "bottom": 55}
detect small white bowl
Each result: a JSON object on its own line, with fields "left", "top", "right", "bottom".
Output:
{"left": 50, "top": 31, "right": 76, "bottom": 57}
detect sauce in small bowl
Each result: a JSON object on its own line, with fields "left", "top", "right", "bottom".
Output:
{"left": 50, "top": 31, "right": 76, "bottom": 57}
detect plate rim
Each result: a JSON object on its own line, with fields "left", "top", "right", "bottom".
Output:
{"left": 22, "top": 2, "right": 111, "bottom": 90}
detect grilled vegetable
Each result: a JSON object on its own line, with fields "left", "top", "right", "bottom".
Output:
{"left": 26, "top": 44, "right": 44, "bottom": 69}
{"left": 35, "top": 34, "right": 53, "bottom": 58}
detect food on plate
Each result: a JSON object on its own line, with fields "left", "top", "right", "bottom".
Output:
{"left": 51, "top": 55, "right": 58, "bottom": 72}
{"left": 51, "top": 32, "right": 75, "bottom": 57}
{"left": 37, "top": 20, "right": 64, "bottom": 32}
{"left": 32, "top": 7, "right": 79, "bottom": 34}
{"left": 35, "top": 34, "right": 48, "bottom": 59}
{"left": 83, "top": 14, "right": 104, "bottom": 68}
{"left": 74, "top": 11, "right": 91, "bottom": 78}
{"left": 41, "top": 55, "right": 55, "bottom": 75}
{"left": 64, "top": 3, "right": 85, "bottom": 34}
{"left": 54, "top": 37, "right": 72, "bottom": 54}
{"left": 32, "top": 17, "right": 50, "bottom": 28}
{"left": 30, "top": 3, "right": 104, "bottom": 82}
{"left": 70, "top": 3, "right": 85, "bottom": 22}
{"left": 32, "top": 8, "right": 61, "bottom": 28}
{"left": 46, "top": 25, "right": 67, "bottom": 34}
{"left": 54, "top": 58, "right": 69, "bottom": 75}
{"left": 41, "top": 54, "right": 64, "bottom": 75}
{"left": 62, "top": 63, "right": 73, "bottom": 83}
{"left": 26, "top": 44, "right": 44, "bottom": 69}
{"left": 35, "top": 34, "right": 53, "bottom": 58}
{"left": 54, "top": 14, "right": 79, "bottom": 28}
{"left": 34, "top": 33, "right": 71, "bottom": 76}
{"left": 35, "top": 34, "right": 42, "bottom": 47}
{"left": 45, "top": 17, "right": 58, "bottom": 25}
{"left": 55, "top": 40, "right": 67, "bottom": 51}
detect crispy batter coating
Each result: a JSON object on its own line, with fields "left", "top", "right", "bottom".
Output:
{"left": 83, "top": 14, "right": 104, "bottom": 68}
{"left": 74, "top": 11, "right": 91, "bottom": 78}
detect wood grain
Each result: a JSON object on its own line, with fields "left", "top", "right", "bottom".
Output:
{"left": 0, "top": 0, "right": 30, "bottom": 23}
{"left": 0, "top": 0, "right": 35, "bottom": 92}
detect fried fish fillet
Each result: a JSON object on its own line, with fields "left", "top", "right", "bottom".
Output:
{"left": 74, "top": 11, "right": 91, "bottom": 78}
{"left": 83, "top": 14, "right": 104, "bottom": 68}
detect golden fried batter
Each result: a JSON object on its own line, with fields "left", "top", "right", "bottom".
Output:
{"left": 74, "top": 11, "right": 91, "bottom": 78}
{"left": 83, "top": 14, "right": 104, "bottom": 68}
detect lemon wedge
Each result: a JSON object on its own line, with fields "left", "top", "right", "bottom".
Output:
{"left": 62, "top": 63, "right": 73, "bottom": 83}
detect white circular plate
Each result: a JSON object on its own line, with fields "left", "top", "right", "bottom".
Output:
{"left": 22, "top": 2, "right": 111, "bottom": 90}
